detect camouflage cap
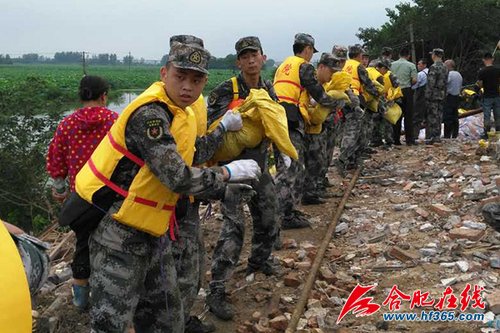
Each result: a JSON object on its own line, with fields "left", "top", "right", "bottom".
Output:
{"left": 168, "top": 42, "right": 210, "bottom": 74}
{"left": 294, "top": 33, "right": 319, "bottom": 53}
{"left": 332, "top": 45, "right": 348, "bottom": 59}
{"left": 381, "top": 47, "right": 393, "bottom": 55}
{"left": 235, "top": 36, "right": 262, "bottom": 56}
{"left": 377, "top": 58, "right": 392, "bottom": 69}
{"left": 169, "top": 35, "right": 204, "bottom": 48}
{"left": 319, "top": 52, "right": 341, "bottom": 70}
{"left": 429, "top": 48, "right": 444, "bottom": 57}
{"left": 348, "top": 44, "right": 366, "bottom": 56}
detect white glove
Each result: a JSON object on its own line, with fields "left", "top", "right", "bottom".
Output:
{"left": 223, "top": 159, "right": 261, "bottom": 182}
{"left": 282, "top": 154, "right": 292, "bottom": 169}
{"left": 220, "top": 110, "right": 243, "bottom": 132}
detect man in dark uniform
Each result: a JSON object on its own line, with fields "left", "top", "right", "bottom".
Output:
{"left": 205, "top": 36, "right": 280, "bottom": 321}
{"left": 425, "top": 48, "right": 448, "bottom": 144}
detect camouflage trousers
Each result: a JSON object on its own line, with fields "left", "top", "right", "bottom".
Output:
{"left": 304, "top": 131, "right": 327, "bottom": 197}
{"left": 210, "top": 171, "right": 278, "bottom": 289}
{"left": 169, "top": 200, "right": 204, "bottom": 327}
{"left": 372, "top": 116, "right": 394, "bottom": 144}
{"left": 89, "top": 203, "right": 183, "bottom": 333}
{"left": 338, "top": 108, "right": 363, "bottom": 167}
{"left": 317, "top": 114, "right": 337, "bottom": 185}
{"left": 275, "top": 130, "right": 306, "bottom": 216}
{"left": 358, "top": 110, "right": 376, "bottom": 150}
{"left": 425, "top": 100, "right": 444, "bottom": 140}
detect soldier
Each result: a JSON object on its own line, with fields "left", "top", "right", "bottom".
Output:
{"left": 274, "top": 33, "right": 341, "bottom": 229}
{"left": 371, "top": 47, "right": 400, "bottom": 147}
{"left": 205, "top": 36, "right": 280, "bottom": 321}
{"left": 167, "top": 35, "right": 240, "bottom": 333}
{"left": 331, "top": 45, "right": 362, "bottom": 174}
{"left": 303, "top": 53, "right": 343, "bottom": 204}
{"left": 425, "top": 48, "right": 448, "bottom": 144}
{"left": 342, "top": 44, "right": 380, "bottom": 161}
{"left": 71, "top": 39, "right": 261, "bottom": 333}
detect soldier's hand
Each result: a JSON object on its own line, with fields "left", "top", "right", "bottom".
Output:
{"left": 223, "top": 159, "right": 261, "bottom": 182}
{"left": 220, "top": 110, "right": 243, "bottom": 132}
{"left": 224, "top": 183, "right": 256, "bottom": 204}
{"left": 346, "top": 90, "right": 360, "bottom": 109}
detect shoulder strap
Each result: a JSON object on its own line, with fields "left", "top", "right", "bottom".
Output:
{"left": 231, "top": 77, "right": 239, "bottom": 101}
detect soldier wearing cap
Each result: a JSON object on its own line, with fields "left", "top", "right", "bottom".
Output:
{"left": 77, "top": 37, "right": 262, "bottom": 332}
{"left": 425, "top": 48, "right": 448, "bottom": 144}
{"left": 167, "top": 34, "right": 243, "bottom": 333}
{"left": 341, "top": 44, "right": 380, "bottom": 166}
{"left": 303, "top": 53, "right": 345, "bottom": 204}
{"left": 371, "top": 57, "right": 400, "bottom": 147}
{"left": 205, "top": 36, "right": 280, "bottom": 321}
{"left": 273, "top": 33, "right": 342, "bottom": 229}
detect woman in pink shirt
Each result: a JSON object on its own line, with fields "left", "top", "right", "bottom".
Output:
{"left": 46, "top": 75, "right": 117, "bottom": 309}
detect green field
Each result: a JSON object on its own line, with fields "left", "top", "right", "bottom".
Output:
{"left": 0, "top": 64, "right": 275, "bottom": 116}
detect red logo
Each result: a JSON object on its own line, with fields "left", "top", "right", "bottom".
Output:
{"left": 336, "top": 284, "right": 381, "bottom": 324}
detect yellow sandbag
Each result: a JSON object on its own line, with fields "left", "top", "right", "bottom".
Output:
{"left": 305, "top": 123, "right": 322, "bottom": 134}
{"left": 209, "top": 89, "right": 298, "bottom": 162}
{"left": 384, "top": 103, "right": 402, "bottom": 125}
{"left": 309, "top": 90, "right": 349, "bottom": 125}
{"left": 386, "top": 86, "right": 403, "bottom": 101}
{"left": 325, "top": 71, "right": 352, "bottom": 91}
{"left": 364, "top": 80, "right": 385, "bottom": 112}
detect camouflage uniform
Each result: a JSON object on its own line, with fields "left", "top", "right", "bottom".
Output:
{"left": 305, "top": 53, "right": 345, "bottom": 197}
{"left": 165, "top": 35, "right": 225, "bottom": 331}
{"left": 372, "top": 66, "right": 399, "bottom": 146}
{"left": 338, "top": 91, "right": 363, "bottom": 170}
{"left": 275, "top": 35, "right": 342, "bottom": 223}
{"left": 355, "top": 58, "right": 381, "bottom": 151}
{"left": 425, "top": 49, "right": 448, "bottom": 142}
{"left": 12, "top": 233, "right": 49, "bottom": 295}
{"left": 88, "top": 43, "right": 232, "bottom": 333}
{"left": 206, "top": 71, "right": 279, "bottom": 289}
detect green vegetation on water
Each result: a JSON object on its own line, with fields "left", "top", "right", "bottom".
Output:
{"left": 0, "top": 63, "right": 274, "bottom": 232}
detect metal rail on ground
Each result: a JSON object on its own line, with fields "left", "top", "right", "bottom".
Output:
{"left": 285, "top": 166, "right": 362, "bottom": 333}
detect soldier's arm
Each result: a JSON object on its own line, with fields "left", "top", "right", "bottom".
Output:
{"left": 389, "top": 72, "right": 400, "bottom": 88}
{"left": 125, "top": 104, "right": 227, "bottom": 197}
{"left": 299, "top": 63, "right": 342, "bottom": 108}
{"left": 357, "top": 66, "right": 379, "bottom": 97}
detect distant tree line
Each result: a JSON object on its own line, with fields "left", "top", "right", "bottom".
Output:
{"left": 1, "top": 52, "right": 277, "bottom": 69}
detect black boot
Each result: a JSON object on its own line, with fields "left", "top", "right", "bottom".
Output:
{"left": 185, "top": 316, "right": 216, "bottom": 333}
{"left": 206, "top": 286, "right": 234, "bottom": 321}
{"left": 301, "top": 194, "right": 326, "bottom": 205}
{"left": 281, "top": 210, "right": 311, "bottom": 229}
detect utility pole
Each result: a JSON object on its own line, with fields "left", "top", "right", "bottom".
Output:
{"left": 409, "top": 23, "right": 416, "bottom": 63}
{"left": 82, "top": 51, "right": 87, "bottom": 75}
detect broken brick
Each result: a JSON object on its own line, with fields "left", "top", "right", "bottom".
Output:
{"left": 430, "top": 204, "right": 454, "bottom": 217}
{"left": 284, "top": 272, "right": 301, "bottom": 287}
{"left": 388, "top": 246, "right": 421, "bottom": 262}
{"left": 448, "top": 228, "right": 485, "bottom": 241}
{"left": 319, "top": 267, "right": 336, "bottom": 284}
{"left": 415, "top": 207, "right": 430, "bottom": 219}
{"left": 486, "top": 289, "right": 500, "bottom": 314}
{"left": 269, "top": 315, "right": 288, "bottom": 331}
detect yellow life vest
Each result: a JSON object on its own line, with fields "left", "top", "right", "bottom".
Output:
{"left": 273, "top": 55, "right": 311, "bottom": 123}
{"left": 342, "top": 59, "right": 363, "bottom": 95}
{"left": 75, "top": 81, "right": 197, "bottom": 237}
{"left": 191, "top": 94, "right": 207, "bottom": 137}
{"left": 0, "top": 221, "right": 32, "bottom": 332}
{"left": 383, "top": 71, "right": 393, "bottom": 94}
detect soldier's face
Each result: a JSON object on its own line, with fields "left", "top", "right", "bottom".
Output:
{"left": 237, "top": 50, "right": 266, "bottom": 76}
{"left": 317, "top": 64, "right": 334, "bottom": 84}
{"left": 161, "top": 65, "right": 208, "bottom": 108}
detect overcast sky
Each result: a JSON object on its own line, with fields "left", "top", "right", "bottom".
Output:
{"left": 1, "top": 0, "right": 405, "bottom": 62}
